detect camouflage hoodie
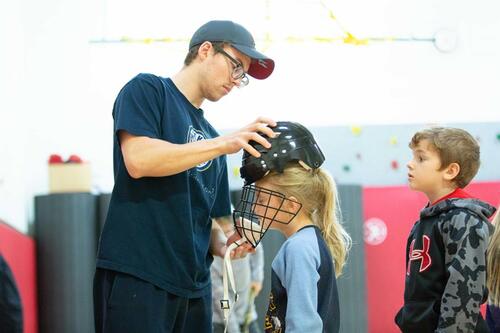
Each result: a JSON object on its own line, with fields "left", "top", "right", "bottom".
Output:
{"left": 395, "top": 198, "right": 496, "bottom": 333}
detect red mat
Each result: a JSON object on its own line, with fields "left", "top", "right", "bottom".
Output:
{"left": 0, "top": 221, "right": 38, "bottom": 333}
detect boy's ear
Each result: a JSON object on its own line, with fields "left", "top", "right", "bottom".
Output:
{"left": 443, "top": 162, "right": 460, "bottom": 182}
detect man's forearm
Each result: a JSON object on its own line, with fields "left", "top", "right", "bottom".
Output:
{"left": 121, "top": 132, "right": 224, "bottom": 178}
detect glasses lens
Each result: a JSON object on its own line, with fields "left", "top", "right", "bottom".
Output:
{"left": 239, "top": 75, "right": 249, "bottom": 87}
{"left": 233, "top": 72, "right": 249, "bottom": 88}
{"left": 219, "top": 49, "right": 249, "bottom": 88}
{"left": 232, "top": 66, "right": 244, "bottom": 79}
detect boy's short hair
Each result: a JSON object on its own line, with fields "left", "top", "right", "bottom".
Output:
{"left": 409, "top": 127, "right": 480, "bottom": 188}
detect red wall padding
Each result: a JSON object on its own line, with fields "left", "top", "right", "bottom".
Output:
{"left": 0, "top": 222, "right": 38, "bottom": 333}
{"left": 363, "top": 181, "right": 500, "bottom": 333}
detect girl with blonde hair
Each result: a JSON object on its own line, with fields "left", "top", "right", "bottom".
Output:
{"left": 233, "top": 121, "right": 351, "bottom": 333}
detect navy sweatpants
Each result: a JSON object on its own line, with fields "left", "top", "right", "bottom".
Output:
{"left": 93, "top": 268, "right": 212, "bottom": 333}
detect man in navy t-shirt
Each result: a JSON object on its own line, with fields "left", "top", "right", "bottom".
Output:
{"left": 93, "top": 20, "right": 276, "bottom": 333}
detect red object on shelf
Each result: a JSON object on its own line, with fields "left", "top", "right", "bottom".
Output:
{"left": 66, "top": 154, "right": 83, "bottom": 163}
{"left": 48, "top": 154, "right": 63, "bottom": 164}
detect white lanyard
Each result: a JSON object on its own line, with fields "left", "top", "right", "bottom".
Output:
{"left": 221, "top": 240, "right": 242, "bottom": 333}
{"left": 220, "top": 218, "right": 263, "bottom": 333}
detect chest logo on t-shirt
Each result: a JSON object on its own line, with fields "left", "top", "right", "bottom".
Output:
{"left": 407, "top": 235, "right": 432, "bottom": 275}
{"left": 187, "top": 126, "right": 212, "bottom": 171}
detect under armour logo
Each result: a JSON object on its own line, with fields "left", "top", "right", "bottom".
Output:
{"left": 407, "top": 235, "right": 432, "bottom": 275}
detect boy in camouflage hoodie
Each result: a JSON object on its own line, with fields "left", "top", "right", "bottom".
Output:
{"left": 395, "top": 127, "right": 496, "bottom": 333}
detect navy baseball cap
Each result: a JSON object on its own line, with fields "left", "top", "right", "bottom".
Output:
{"left": 189, "top": 20, "right": 275, "bottom": 80}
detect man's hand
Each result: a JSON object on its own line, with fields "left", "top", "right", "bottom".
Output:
{"left": 211, "top": 219, "right": 255, "bottom": 259}
{"left": 217, "top": 117, "right": 276, "bottom": 158}
{"left": 225, "top": 231, "right": 256, "bottom": 259}
{"left": 212, "top": 231, "right": 256, "bottom": 259}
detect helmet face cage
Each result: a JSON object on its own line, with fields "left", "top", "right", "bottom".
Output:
{"left": 232, "top": 184, "right": 302, "bottom": 247}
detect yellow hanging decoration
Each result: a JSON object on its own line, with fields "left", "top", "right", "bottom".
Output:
{"left": 263, "top": 32, "right": 273, "bottom": 52}
{"left": 313, "top": 37, "right": 339, "bottom": 43}
{"left": 343, "top": 32, "right": 369, "bottom": 46}
{"left": 350, "top": 126, "right": 362, "bottom": 136}
{"left": 284, "top": 36, "right": 298, "bottom": 43}
{"left": 261, "top": 0, "right": 273, "bottom": 52}
{"left": 90, "top": 1, "right": 435, "bottom": 47}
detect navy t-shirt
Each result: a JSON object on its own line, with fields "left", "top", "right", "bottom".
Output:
{"left": 96, "top": 73, "right": 232, "bottom": 298}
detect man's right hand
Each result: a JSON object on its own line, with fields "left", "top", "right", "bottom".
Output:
{"left": 217, "top": 117, "right": 276, "bottom": 157}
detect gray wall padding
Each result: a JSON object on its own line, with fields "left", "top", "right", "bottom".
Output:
{"left": 337, "top": 185, "right": 367, "bottom": 333}
{"left": 35, "top": 193, "right": 97, "bottom": 333}
{"left": 97, "top": 193, "right": 111, "bottom": 239}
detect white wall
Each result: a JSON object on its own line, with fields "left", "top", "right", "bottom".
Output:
{"left": 1, "top": 1, "right": 28, "bottom": 233}
{"left": 1, "top": 0, "right": 500, "bottom": 233}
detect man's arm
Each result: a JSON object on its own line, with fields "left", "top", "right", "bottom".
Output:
{"left": 120, "top": 117, "right": 276, "bottom": 178}
{"left": 437, "top": 213, "right": 490, "bottom": 332}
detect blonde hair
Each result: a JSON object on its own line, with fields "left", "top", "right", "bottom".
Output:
{"left": 265, "top": 163, "right": 352, "bottom": 277}
{"left": 488, "top": 207, "right": 500, "bottom": 306}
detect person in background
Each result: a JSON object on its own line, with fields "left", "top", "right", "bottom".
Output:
{"left": 212, "top": 217, "right": 264, "bottom": 333}
{"left": 0, "top": 253, "right": 23, "bottom": 333}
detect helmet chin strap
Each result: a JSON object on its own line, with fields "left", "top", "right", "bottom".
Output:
{"left": 298, "top": 159, "right": 312, "bottom": 171}
{"left": 221, "top": 218, "right": 263, "bottom": 333}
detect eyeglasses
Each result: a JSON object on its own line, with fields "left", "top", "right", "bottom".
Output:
{"left": 216, "top": 48, "right": 250, "bottom": 88}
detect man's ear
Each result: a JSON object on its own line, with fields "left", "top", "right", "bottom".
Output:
{"left": 197, "top": 41, "right": 213, "bottom": 61}
{"left": 443, "top": 162, "right": 460, "bottom": 182}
